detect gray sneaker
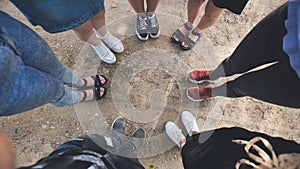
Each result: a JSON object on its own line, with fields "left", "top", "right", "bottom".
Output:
{"left": 147, "top": 13, "right": 160, "bottom": 39}
{"left": 136, "top": 15, "right": 149, "bottom": 41}
{"left": 111, "top": 118, "right": 126, "bottom": 148}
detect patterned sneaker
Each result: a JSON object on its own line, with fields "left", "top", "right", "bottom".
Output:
{"left": 181, "top": 111, "right": 200, "bottom": 137}
{"left": 91, "top": 42, "right": 116, "bottom": 64}
{"left": 189, "top": 70, "right": 221, "bottom": 84}
{"left": 187, "top": 87, "right": 212, "bottom": 101}
{"left": 165, "top": 122, "right": 185, "bottom": 147}
{"left": 136, "top": 15, "right": 149, "bottom": 41}
{"left": 111, "top": 118, "right": 126, "bottom": 148}
{"left": 96, "top": 32, "right": 124, "bottom": 53}
{"left": 147, "top": 13, "right": 160, "bottom": 39}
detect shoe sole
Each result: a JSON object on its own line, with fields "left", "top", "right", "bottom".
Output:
{"left": 149, "top": 28, "right": 160, "bottom": 39}
{"left": 136, "top": 29, "right": 149, "bottom": 41}
{"left": 188, "top": 77, "right": 222, "bottom": 84}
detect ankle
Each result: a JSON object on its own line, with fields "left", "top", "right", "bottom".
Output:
{"left": 137, "top": 12, "right": 147, "bottom": 18}
{"left": 193, "top": 27, "right": 201, "bottom": 33}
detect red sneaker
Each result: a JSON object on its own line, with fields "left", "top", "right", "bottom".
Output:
{"left": 189, "top": 70, "right": 220, "bottom": 84}
{"left": 187, "top": 87, "right": 212, "bottom": 101}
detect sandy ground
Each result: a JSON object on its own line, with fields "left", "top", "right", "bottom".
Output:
{"left": 0, "top": 0, "right": 299, "bottom": 168}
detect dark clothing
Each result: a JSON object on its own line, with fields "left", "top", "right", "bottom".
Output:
{"left": 212, "top": 0, "right": 249, "bottom": 14}
{"left": 18, "top": 135, "right": 145, "bottom": 169}
{"left": 211, "top": 3, "right": 300, "bottom": 108}
{"left": 182, "top": 127, "right": 300, "bottom": 169}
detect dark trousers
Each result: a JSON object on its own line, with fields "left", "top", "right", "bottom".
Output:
{"left": 19, "top": 135, "right": 144, "bottom": 169}
{"left": 211, "top": 3, "right": 300, "bottom": 108}
{"left": 181, "top": 127, "right": 300, "bottom": 169}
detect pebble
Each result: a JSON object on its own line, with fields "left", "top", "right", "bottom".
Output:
{"left": 41, "top": 125, "right": 47, "bottom": 129}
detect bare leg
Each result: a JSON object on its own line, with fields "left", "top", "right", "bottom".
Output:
{"left": 91, "top": 10, "right": 107, "bottom": 36}
{"left": 188, "top": 0, "right": 206, "bottom": 24}
{"left": 146, "top": 0, "right": 160, "bottom": 12}
{"left": 195, "top": 0, "right": 223, "bottom": 31}
{"left": 182, "top": 0, "right": 223, "bottom": 47}
{"left": 128, "top": 0, "right": 146, "bottom": 16}
{"left": 173, "top": 0, "right": 206, "bottom": 42}
{"left": 73, "top": 20, "right": 100, "bottom": 45}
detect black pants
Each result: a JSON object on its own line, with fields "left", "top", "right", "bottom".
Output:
{"left": 211, "top": 3, "right": 300, "bottom": 108}
{"left": 181, "top": 127, "right": 300, "bottom": 169}
{"left": 19, "top": 135, "right": 144, "bottom": 169}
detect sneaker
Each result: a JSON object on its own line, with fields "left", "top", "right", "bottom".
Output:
{"left": 136, "top": 15, "right": 149, "bottom": 41}
{"left": 111, "top": 118, "right": 126, "bottom": 148}
{"left": 96, "top": 32, "right": 124, "bottom": 53}
{"left": 165, "top": 122, "right": 185, "bottom": 147}
{"left": 189, "top": 70, "right": 221, "bottom": 84}
{"left": 147, "top": 13, "right": 160, "bottom": 39}
{"left": 91, "top": 42, "right": 116, "bottom": 64}
{"left": 122, "top": 128, "right": 146, "bottom": 151}
{"left": 181, "top": 111, "right": 200, "bottom": 137}
{"left": 186, "top": 87, "right": 212, "bottom": 101}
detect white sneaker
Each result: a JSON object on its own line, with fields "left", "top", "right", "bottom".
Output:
{"left": 91, "top": 41, "right": 116, "bottom": 64}
{"left": 96, "top": 32, "right": 124, "bottom": 53}
{"left": 181, "top": 111, "right": 200, "bottom": 137}
{"left": 165, "top": 122, "right": 185, "bottom": 147}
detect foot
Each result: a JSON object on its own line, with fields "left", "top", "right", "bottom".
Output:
{"left": 165, "top": 122, "right": 186, "bottom": 147}
{"left": 122, "top": 128, "right": 146, "bottom": 151}
{"left": 78, "top": 75, "right": 107, "bottom": 89}
{"left": 181, "top": 28, "right": 202, "bottom": 50}
{"left": 181, "top": 111, "right": 200, "bottom": 137}
{"left": 136, "top": 14, "right": 149, "bottom": 41}
{"left": 81, "top": 86, "right": 106, "bottom": 102}
{"left": 111, "top": 118, "right": 126, "bottom": 148}
{"left": 96, "top": 32, "right": 124, "bottom": 53}
{"left": 171, "top": 22, "right": 192, "bottom": 43}
{"left": 91, "top": 41, "right": 116, "bottom": 64}
{"left": 147, "top": 12, "right": 160, "bottom": 39}
{"left": 189, "top": 70, "right": 221, "bottom": 84}
{"left": 187, "top": 87, "right": 212, "bottom": 101}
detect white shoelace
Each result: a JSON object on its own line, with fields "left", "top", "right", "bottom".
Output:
{"left": 138, "top": 17, "right": 148, "bottom": 30}
{"left": 149, "top": 15, "right": 158, "bottom": 28}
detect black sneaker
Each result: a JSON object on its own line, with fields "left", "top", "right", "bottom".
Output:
{"left": 122, "top": 128, "right": 146, "bottom": 151}
{"left": 111, "top": 118, "right": 126, "bottom": 148}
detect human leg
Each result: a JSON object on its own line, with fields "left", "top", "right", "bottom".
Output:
{"left": 213, "top": 60, "right": 300, "bottom": 108}
{"left": 0, "top": 11, "right": 82, "bottom": 88}
{"left": 172, "top": 0, "right": 206, "bottom": 43}
{"left": 146, "top": 0, "right": 160, "bottom": 12}
{"left": 128, "top": 0, "right": 146, "bottom": 13}
{"left": 210, "top": 3, "right": 288, "bottom": 78}
{"left": 181, "top": 0, "right": 223, "bottom": 48}
{"left": 0, "top": 45, "right": 82, "bottom": 116}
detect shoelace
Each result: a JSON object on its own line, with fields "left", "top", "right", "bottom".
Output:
{"left": 149, "top": 15, "right": 158, "bottom": 28}
{"left": 197, "top": 71, "right": 210, "bottom": 80}
{"left": 138, "top": 17, "right": 148, "bottom": 30}
{"left": 184, "top": 119, "right": 194, "bottom": 134}
{"left": 175, "top": 129, "right": 183, "bottom": 140}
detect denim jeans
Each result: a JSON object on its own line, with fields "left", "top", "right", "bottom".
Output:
{"left": 11, "top": 0, "right": 105, "bottom": 33}
{"left": 0, "top": 11, "right": 82, "bottom": 116}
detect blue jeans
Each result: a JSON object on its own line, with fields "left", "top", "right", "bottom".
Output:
{"left": 0, "top": 11, "right": 82, "bottom": 116}
{"left": 11, "top": 0, "right": 105, "bottom": 33}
